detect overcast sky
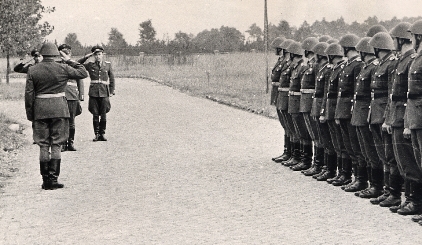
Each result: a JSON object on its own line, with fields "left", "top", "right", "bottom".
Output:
{"left": 41, "top": 0, "right": 422, "bottom": 46}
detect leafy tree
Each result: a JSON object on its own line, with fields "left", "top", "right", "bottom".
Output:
{"left": 293, "top": 21, "right": 313, "bottom": 41}
{"left": 0, "top": 0, "right": 54, "bottom": 83}
{"left": 138, "top": 19, "right": 156, "bottom": 45}
{"left": 107, "top": 28, "right": 128, "bottom": 55}
{"left": 277, "top": 20, "right": 293, "bottom": 39}
{"left": 246, "top": 23, "right": 263, "bottom": 42}
{"left": 63, "top": 33, "right": 84, "bottom": 56}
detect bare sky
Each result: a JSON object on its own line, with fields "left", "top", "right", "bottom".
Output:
{"left": 41, "top": 0, "right": 422, "bottom": 46}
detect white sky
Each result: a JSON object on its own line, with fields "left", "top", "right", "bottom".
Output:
{"left": 41, "top": 0, "right": 422, "bottom": 46}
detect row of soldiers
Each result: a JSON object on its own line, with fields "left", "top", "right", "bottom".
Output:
{"left": 270, "top": 20, "right": 422, "bottom": 226}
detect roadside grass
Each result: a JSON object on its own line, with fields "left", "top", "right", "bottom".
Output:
{"left": 0, "top": 82, "right": 25, "bottom": 100}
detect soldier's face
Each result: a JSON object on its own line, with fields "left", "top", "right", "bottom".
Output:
{"left": 94, "top": 52, "right": 103, "bottom": 62}
{"left": 34, "top": 55, "right": 43, "bottom": 63}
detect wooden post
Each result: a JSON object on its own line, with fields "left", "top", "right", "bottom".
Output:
{"left": 264, "top": 0, "right": 269, "bottom": 94}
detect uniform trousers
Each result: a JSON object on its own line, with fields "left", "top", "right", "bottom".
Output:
{"left": 291, "top": 113, "right": 312, "bottom": 145}
{"left": 315, "top": 119, "right": 335, "bottom": 155}
{"left": 283, "top": 111, "right": 299, "bottom": 142}
{"left": 409, "top": 130, "right": 422, "bottom": 184}
{"left": 303, "top": 112, "right": 321, "bottom": 147}
{"left": 67, "top": 100, "right": 78, "bottom": 129}
{"left": 370, "top": 123, "right": 396, "bottom": 171}
{"left": 33, "top": 118, "right": 69, "bottom": 161}
{"left": 327, "top": 120, "right": 346, "bottom": 158}
{"left": 339, "top": 119, "right": 363, "bottom": 165}
{"left": 392, "top": 127, "right": 419, "bottom": 181}
{"left": 356, "top": 125, "right": 380, "bottom": 168}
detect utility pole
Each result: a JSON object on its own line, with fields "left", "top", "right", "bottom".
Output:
{"left": 264, "top": 0, "right": 269, "bottom": 93}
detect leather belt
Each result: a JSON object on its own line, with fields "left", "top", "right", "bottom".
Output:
{"left": 313, "top": 92, "right": 324, "bottom": 98}
{"left": 67, "top": 82, "right": 77, "bottom": 86}
{"left": 353, "top": 94, "right": 370, "bottom": 101}
{"left": 300, "top": 89, "right": 315, "bottom": 94}
{"left": 90, "top": 80, "right": 109, "bottom": 85}
{"left": 272, "top": 82, "right": 280, "bottom": 86}
{"left": 407, "top": 93, "right": 422, "bottom": 99}
{"left": 36, "top": 92, "right": 65, "bottom": 98}
{"left": 391, "top": 94, "right": 407, "bottom": 102}
{"left": 289, "top": 91, "right": 301, "bottom": 96}
{"left": 338, "top": 91, "right": 352, "bottom": 97}
{"left": 327, "top": 92, "right": 338, "bottom": 99}
{"left": 371, "top": 92, "right": 388, "bottom": 99}
{"left": 278, "top": 87, "right": 290, "bottom": 92}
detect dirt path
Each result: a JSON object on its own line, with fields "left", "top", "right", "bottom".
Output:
{"left": 0, "top": 78, "right": 420, "bottom": 244}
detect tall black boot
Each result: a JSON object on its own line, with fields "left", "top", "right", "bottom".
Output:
{"left": 40, "top": 161, "right": 49, "bottom": 190}
{"left": 391, "top": 179, "right": 411, "bottom": 213}
{"left": 61, "top": 141, "right": 67, "bottom": 152}
{"left": 273, "top": 135, "right": 291, "bottom": 162}
{"left": 291, "top": 143, "right": 312, "bottom": 171}
{"left": 380, "top": 174, "right": 402, "bottom": 207}
{"left": 398, "top": 182, "right": 422, "bottom": 215}
{"left": 345, "top": 166, "right": 368, "bottom": 192}
{"left": 303, "top": 146, "right": 324, "bottom": 176}
{"left": 360, "top": 168, "right": 384, "bottom": 199}
{"left": 283, "top": 142, "right": 301, "bottom": 167}
{"left": 93, "top": 121, "right": 100, "bottom": 142}
{"left": 317, "top": 153, "right": 337, "bottom": 181}
{"left": 371, "top": 172, "right": 391, "bottom": 204}
{"left": 333, "top": 158, "right": 353, "bottom": 186}
{"left": 67, "top": 128, "right": 77, "bottom": 151}
{"left": 99, "top": 120, "right": 107, "bottom": 141}
{"left": 46, "top": 159, "right": 64, "bottom": 190}
{"left": 327, "top": 156, "right": 342, "bottom": 184}
{"left": 355, "top": 167, "right": 373, "bottom": 196}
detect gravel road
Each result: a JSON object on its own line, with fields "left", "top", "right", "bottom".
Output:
{"left": 0, "top": 78, "right": 420, "bottom": 244}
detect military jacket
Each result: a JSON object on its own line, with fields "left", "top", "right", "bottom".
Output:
{"left": 299, "top": 57, "right": 316, "bottom": 113}
{"left": 385, "top": 49, "right": 415, "bottom": 127}
{"left": 59, "top": 61, "right": 85, "bottom": 101}
{"left": 405, "top": 50, "right": 422, "bottom": 129}
{"left": 77, "top": 57, "right": 115, "bottom": 98}
{"left": 288, "top": 59, "right": 306, "bottom": 114}
{"left": 14, "top": 62, "right": 33, "bottom": 74}
{"left": 25, "top": 58, "right": 88, "bottom": 121}
{"left": 276, "top": 60, "right": 292, "bottom": 110}
{"left": 322, "top": 60, "right": 345, "bottom": 120}
{"left": 311, "top": 61, "right": 332, "bottom": 117}
{"left": 335, "top": 55, "right": 363, "bottom": 119}
{"left": 270, "top": 57, "right": 284, "bottom": 105}
{"left": 369, "top": 52, "right": 397, "bottom": 124}
{"left": 351, "top": 58, "right": 378, "bottom": 126}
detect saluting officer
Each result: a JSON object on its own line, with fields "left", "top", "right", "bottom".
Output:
{"left": 400, "top": 20, "right": 422, "bottom": 219}
{"left": 78, "top": 45, "right": 115, "bottom": 141}
{"left": 14, "top": 49, "right": 43, "bottom": 73}
{"left": 58, "top": 44, "right": 84, "bottom": 152}
{"left": 320, "top": 43, "right": 346, "bottom": 183}
{"left": 25, "top": 42, "right": 88, "bottom": 190}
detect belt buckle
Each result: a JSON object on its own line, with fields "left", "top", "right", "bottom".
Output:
{"left": 371, "top": 92, "right": 375, "bottom": 100}
{"left": 338, "top": 91, "right": 342, "bottom": 97}
{"left": 389, "top": 94, "right": 393, "bottom": 100}
{"left": 353, "top": 94, "right": 357, "bottom": 100}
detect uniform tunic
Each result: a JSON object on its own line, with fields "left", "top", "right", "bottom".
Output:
{"left": 270, "top": 57, "right": 284, "bottom": 105}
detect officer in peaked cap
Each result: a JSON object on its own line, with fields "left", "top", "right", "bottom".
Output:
{"left": 77, "top": 45, "right": 115, "bottom": 142}
{"left": 14, "top": 48, "right": 43, "bottom": 73}
{"left": 58, "top": 44, "right": 85, "bottom": 152}
{"left": 25, "top": 42, "right": 88, "bottom": 190}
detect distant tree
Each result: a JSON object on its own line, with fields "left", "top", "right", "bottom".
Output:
{"left": 219, "top": 26, "right": 244, "bottom": 51}
{"left": 246, "top": 23, "right": 263, "bottom": 42}
{"left": 0, "top": 0, "right": 54, "bottom": 83}
{"left": 138, "top": 19, "right": 156, "bottom": 45}
{"left": 293, "top": 21, "right": 313, "bottom": 41}
{"left": 62, "top": 33, "right": 84, "bottom": 55}
{"left": 173, "top": 31, "right": 192, "bottom": 51}
{"left": 192, "top": 26, "right": 244, "bottom": 52}
{"left": 277, "top": 20, "right": 293, "bottom": 39}
{"left": 107, "top": 28, "right": 128, "bottom": 54}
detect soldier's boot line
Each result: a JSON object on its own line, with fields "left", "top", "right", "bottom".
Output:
{"left": 273, "top": 135, "right": 291, "bottom": 162}
{"left": 291, "top": 143, "right": 312, "bottom": 171}
{"left": 303, "top": 146, "right": 324, "bottom": 176}
{"left": 359, "top": 168, "right": 384, "bottom": 199}
{"left": 67, "top": 128, "right": 77, "bottom": 151}
{"left": 391, "top": 180, "right": 411, "bottom": 213}
{"left": 317, "top": 154, "right": 337, "bottom": 181}
{"left": 332, "top": 158, "right": 353, "bottom": 186}
{"left": 397, "top": 182, "right": 422, "bottom": 215}
{"left": 379, "top": 174, "right": 402, "bottom": 207}
{"left": 345, "top": 166, "right": 368, "bottom": 192}
{"left": 61, "top": 141, "right": 67, "bottom": 152}
{"left": 99, "top": 120, "right": 107, "bottom": 141}
{"left": 40, "top": 161, "right": 49, "bottom": 190}
{"left": 342, "top": 164, "right": 358, "bottom": 190}
{"left": 44, "top": 159, "right": 64, "bottom": 190}
{"left": 327, "top": 156, "right": 343, "bottom": 184}
{"left": 283, "top": 142, "right": 301, "bottom": 167}
{"left": 370, "top": 171, "right": 390, "bottom": 204}
{"left": 313, "top": 152, "right": 331, "bottom": 179}
{"left": 355, "top": 167, "right": 372, "bottom": 196}
{"left": 93, "top": 120, "right": 100, "bottom": 142}
{"left": 281, "top": 140, "right": 296, "bottom": 166}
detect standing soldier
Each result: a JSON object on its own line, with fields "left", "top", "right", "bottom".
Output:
{"left": 333, "top": 34, "right": 364, "bottom": 187}
{"left": 320, "top": 43, "right": 346, "bottom": 183}
{"left": 350, "top": 37, "right": 379, "bottom": 193}
{"left": 383, "top": 22, "right": 416, "bottom": 209}
{"left": 366, "top": 25, "right": 388, "bottom": 38}
{"left": 269, "top": 37, "right": 289, "bottom": 162}
{"left": 400, "top": 20, "right": 422, "bottom": 219}
{"left": 77, "top": 45, "right": 115, "bottom": 141}
{"left": 14, "top": 49, "right": 43, "bottom": 73}
{"left": 25, "top": 42, "right": 88, "bottom": 190}
{"left": 58, "top": 44, "right": 84, "bottom": 151}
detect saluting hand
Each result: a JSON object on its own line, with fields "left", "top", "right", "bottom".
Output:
{"left": 59, "top": 51, "right": 71, "bottom": 62}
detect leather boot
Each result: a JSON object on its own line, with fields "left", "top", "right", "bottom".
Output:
{"left": 355, "top": 167, "right": 372, "bottom": 196}
{"left": 397, "top": 182, "right": 422, "bottom": 215}
{"left": 412, "top": 214, "right": 422, "bottom": 222}
{"left": 67, "top": 128, "right": 77, "bottom": 151}
{"left": 313, "top": 152, "right": 329, "bottom": 179}
{"left": 332, "top": 158, "right": 352, "bottom": 186}
{"left": 370, "top": 172, "right": 390, "bottom": 204}
{"left": 283, "top": 142, "right": 301, "bottom": 167}
{"left": 379, "top": 174, "right": 402, "bottom": 207}
{"left": 280, "top": 140, "right": 295, "bottom": 165}
{"left": 61, "top": 141, "right": 67, "bottom": 152}
{"left": 93, "top": 121, "right": 100, "bottom": 142}
{"left": 342, "top": 164, "right": 357, "bottom": 190}
{"left": 344, "top": 166, "right": 368, "bottom": 192}
{"left": 359, "top": 168, "right": 384, "bottom": 199}
{"left": 40, "top": 161, "right": 50, "bottom": 190}
{"left": 46, "top": 159, "right": 64, "bottom": 190}
{"left": 99, "top": 121, "right": 107, "bottom": 141}
{"left": 303, "top": 146, "right": 324, "bottom": 176}
{"left": 273, "top": 135, "right": 291, "bottom": 162}
{"left": 291, "top": 143, "right": 312, "bottom": 171}
{"left": 317, "top": 154, "right": 337, "bottom": 181}
{"left": 327, "top": 157, "right": 343, "bottom": 184}
{"left": 391, "top": 180, "right": 411, "bottom": 213}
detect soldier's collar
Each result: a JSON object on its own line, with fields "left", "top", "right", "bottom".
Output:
{"left": 401, "top": 49, "right": 416, "bottom": 59}
{"left": 379, "top": 51, "right": 396, "bottom": 64}
{"left": 291, "top": 58, "right": 304, "bottom": 69}
{"left": 317, "top": 61, "right": 329, "bottom": 71}
{"left": 346, "top": 55, "right": 360, "bottom": 65}
{"left": 333, "top": 60, "right": 345, "bottom": 69}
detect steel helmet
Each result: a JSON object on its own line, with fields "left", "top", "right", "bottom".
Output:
{"left": 356, "top": 37, "right": 375, "bottom": 54}
{"left": 327, "top": 38, "right": 339, "bottom": 44}
{"left": 369, "top": 32, "right": 394, "bottom": 50}
{"left": 318, "top": 35, "right": 332, "bottom": 42}
{"left": 280, "top": 39, "right": 294, "bottom": 50}
{"left": 312, "top": 42, "right": 329, "bottom": 56}
{"left": 367, "top": 25, "right": 388, "bottom": 37}
{"left": 287, "top": 41, "right": 304, "bottom": 56}
{"left": 271, "top": 37, "right": 286, "bottom": 48}
{"left": 390, "top": 22, "right": 412, "bottom": 39}
{"left": 339, "top": 34, "right": 360, "bottom": 48}
{"left": 409, "top": 20, "right": 422, "bottom": 35}
{"left": 301, "top": 37, "right": 319, "bottom": 51}
{"left": 39, "top": 42, "right": 60, "bottom": 56}
{"left": 325, "top": 43, "right": 344, "bottom": 56}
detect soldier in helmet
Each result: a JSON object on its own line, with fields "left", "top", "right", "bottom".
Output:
{"left": 333, "top": 34, "right": 364, "bottom": 188}
{"left": 400, "top": 20, "right": 422, "bottom": 220}
{"left": 383, "top": 22, "right": 418, "bottom": 211}
{"left": 319, "top": 35, "right": 332, "bottom": 43}
{"left": 363, "top": 32, "right": 398, "bottom": 202}
{"left": 14, "top": 49, "right": 43, "bottom": 73}
{"left": 350, "top": 37, "right": 380, "bottom": 194}
{"left": 77, "top": 45, "right": 115, "bottom": 142}
{"left": 319, "top": 43, "right": 346, "bottom": 183}
{"left": 25, "top": 42, "right": 88, "bottom": 190}
{"left": 58, "top": 44, "right": 84, "bottom": 152}
{"left": 366, "top": 25, "right": 388, "bottom": 38}
{"left": 269, "top": 37, "right": 290, "bottom": 163}
{"left": 283, "top": 42, "right": 311, "bottom": 170}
